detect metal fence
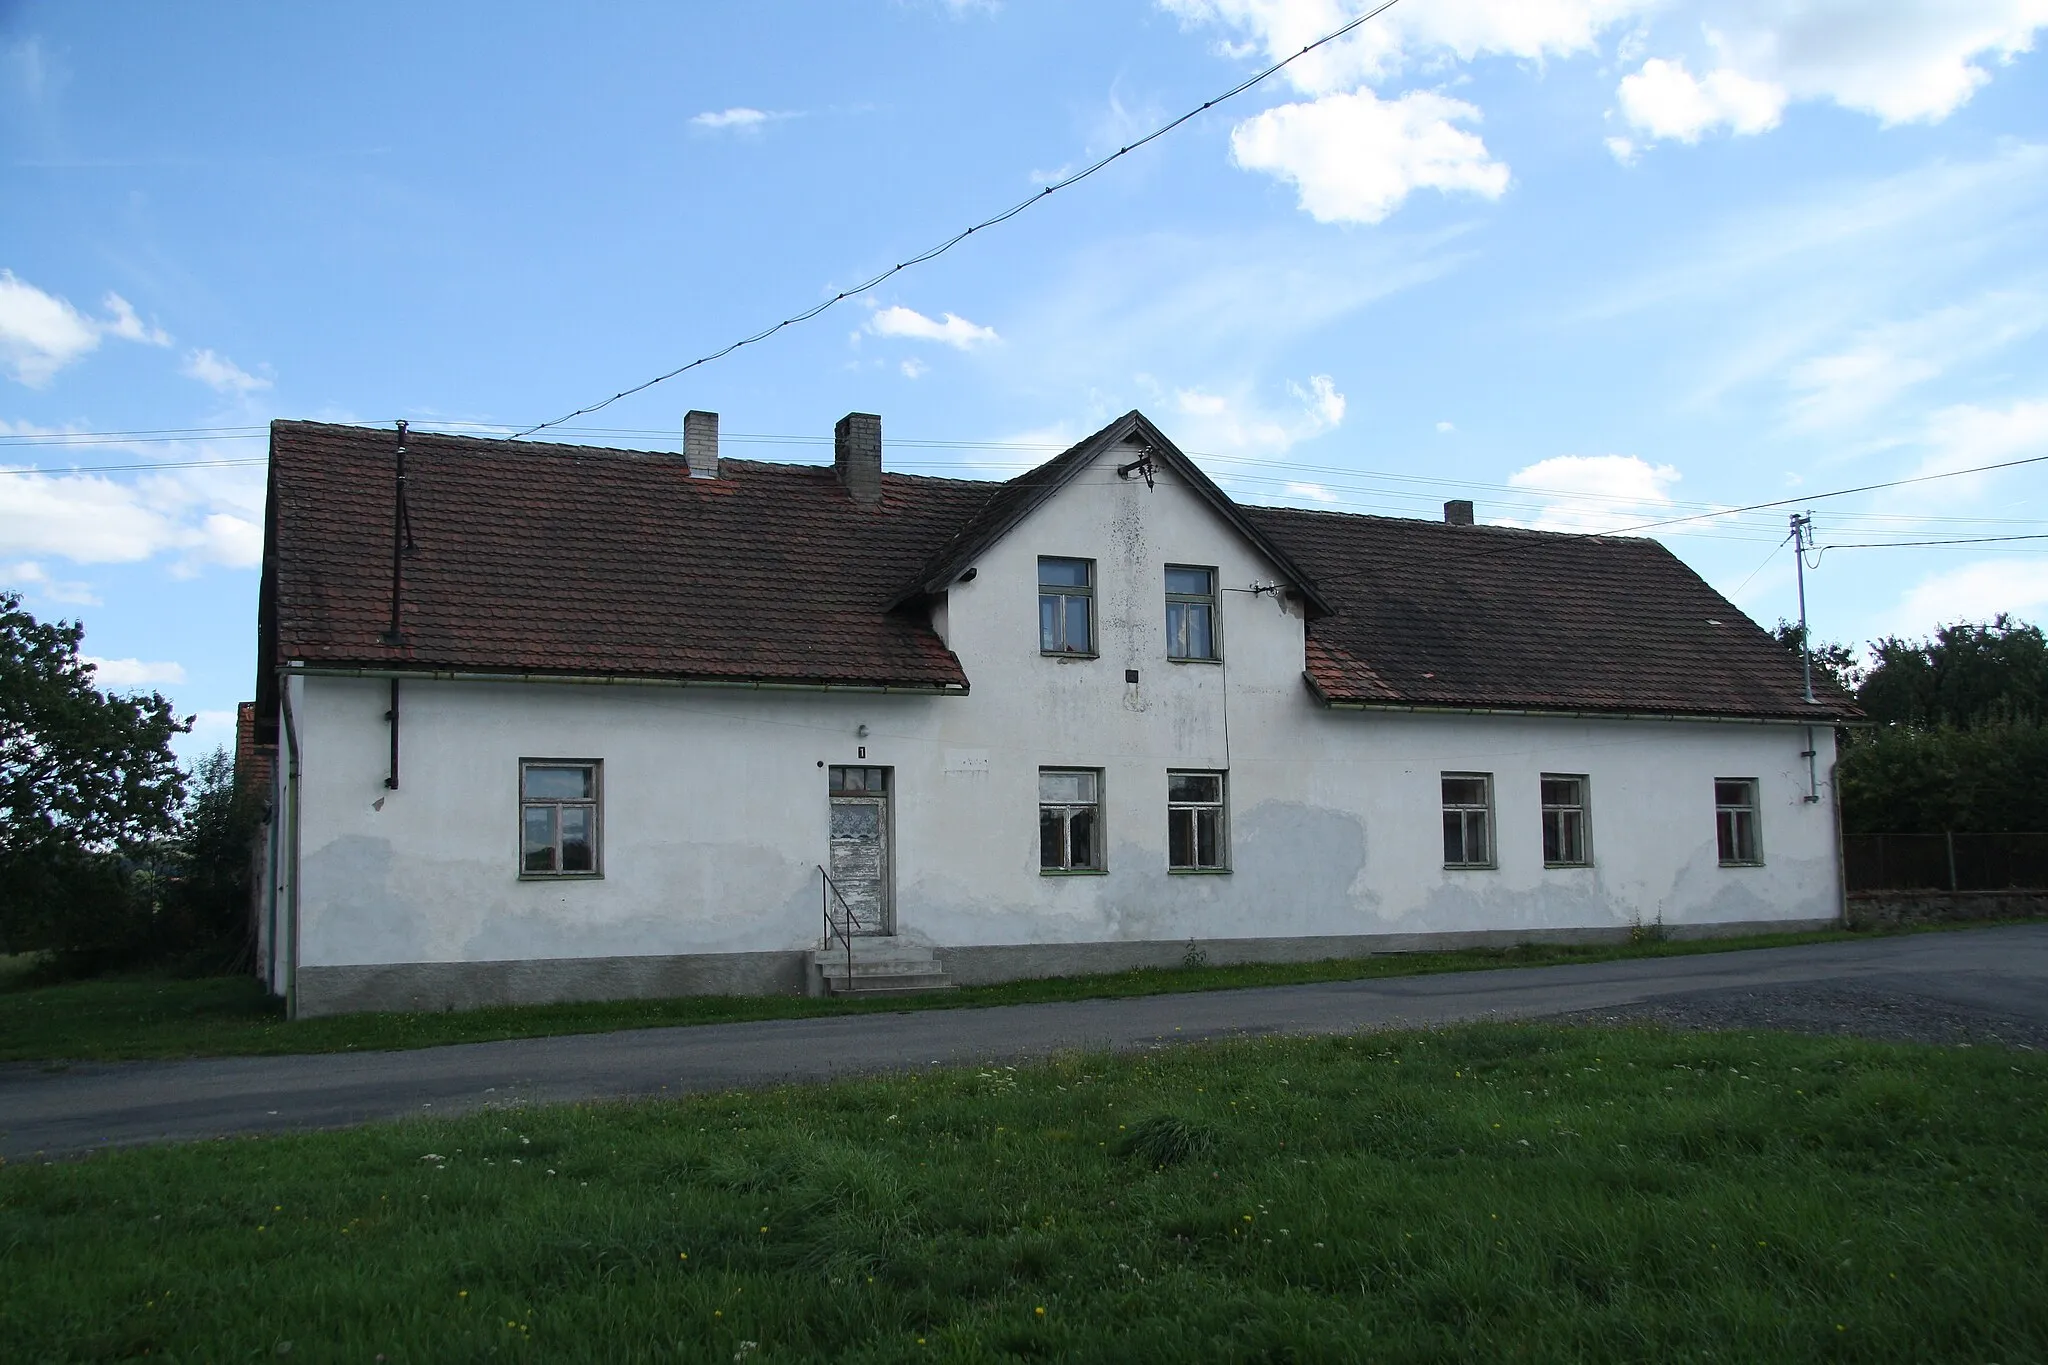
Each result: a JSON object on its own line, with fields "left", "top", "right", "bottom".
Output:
{"left": 1844, "top": 832, "right": 2048, "bottom": 893}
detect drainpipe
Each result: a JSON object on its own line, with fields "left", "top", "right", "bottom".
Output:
{"left": 279, "top": 673, "right": 303, "bottom": 1021}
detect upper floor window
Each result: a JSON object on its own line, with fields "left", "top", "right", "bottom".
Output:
{"left": 1039, "top": 557, "right": 1095, "bottom": 656}
{"left": 1040, "top": 768, "right": 1104, "bottom": 872}
{"left": 521, "top": 760, "right": 601, "bottom": 877}
{"left": 1541, "top": 774, "right": 1592, "bottom": 867}
{"left": 1442, "top": 772, "right": 1494, "bottom": 869}
{"left": 1168, "top": 770, "right": 1228, "bottom": 871}
{"left": 1716, "top": 779, "right": 1762, "bottom": 865}
{"left": 1165, "top": 565, "right": 1218, "bottom": 661}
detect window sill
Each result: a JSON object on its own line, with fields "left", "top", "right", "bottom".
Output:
{"left": 1717, "top": 860, "right": 1765, "bottom": 869}
{"left": 1443, "top": 863, "right": 1498, "bottom": 872}
{"left": 519, "top": 872, "right": 604, "bottom": 882}
{"left": 1167, "top": 656, "right": 1222, "bottom": 665}
{"left": 1040, "top": 868, "right": 1108, "bottom": 876}
{"left": 1041, "top": 651, "right": 1099, "bottom": 661}
{"left": 1544, "top": 862, "right": 1594, "bottom": 870}
{"left": 1170, "top": 866, "right": 1232, "bottom": 875}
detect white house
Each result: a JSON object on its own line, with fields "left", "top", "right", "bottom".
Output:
{"left": 249, "top": 411, "right": 1856, "bottom": 1018}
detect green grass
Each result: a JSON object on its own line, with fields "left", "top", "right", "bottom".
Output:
{"left": 0, "top": 927, "right": 1914, "bottom": 1063}
{"left": 3, "top": 1025, "right": 2043, "bottom": 1361}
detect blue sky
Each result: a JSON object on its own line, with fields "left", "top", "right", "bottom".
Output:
{"left": 4, "top": 0, "right": 2045, "bottom": 758}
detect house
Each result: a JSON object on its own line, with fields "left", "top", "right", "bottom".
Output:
{"left": 248, "top": 410, "right": 1858, "bottom": 1018}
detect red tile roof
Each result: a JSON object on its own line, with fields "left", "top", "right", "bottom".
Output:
{"left": 256, "top": 416, "right": 1857, "bottom": 736}
{"left": 1249, "top": 505, "right": 1858, "bottom": 720}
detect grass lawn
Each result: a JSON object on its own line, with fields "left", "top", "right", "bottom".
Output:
{"left": 3, "top": 1024, "right": 2043, "bottom": 1361}
{"left": 0, "top": 925, "right": 1968, "bottom": 1064}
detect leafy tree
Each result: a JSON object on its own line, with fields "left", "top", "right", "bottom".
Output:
{"left": 163, "top": 746, "right": 262, "bottom": 964}
{"left": 1, "top": 591, "right": 187, "bottom": 955}
{"left": 1838, "top": 720, "right": 2048, "bottom": 834}
{"left": 1771, "top": 620, "right": 1862, "bottom": 699}
{"left": 1857, "top": 615, "right": 2048, "bottom": 728}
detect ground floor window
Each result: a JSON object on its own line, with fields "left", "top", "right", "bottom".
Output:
{"left": 1040, "top": 768, "right": 1103, "bottom": 872}
{"left": 1168, "top": 770, "right": 1228, "bottom": 870}
{"left": 521, "top": 760, "right": 600, "bottom": 876}
{"left": 1716, "top": 778, "right": 1762, "bottom": 865}
{"left": 1541, "top": 774, "right": 1591, "bottom": 867}
{"left": 1442, "top": 772, "right": 1494, "bottom": 869}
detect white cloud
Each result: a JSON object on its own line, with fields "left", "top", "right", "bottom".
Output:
{"left": 181, "top": 348, "right": 272, "bottom": 395}
{"left": 690, "top": 107, "right": 793, "bottom": 131}
{"left": 1898, "top": 559, "right": 2048, "bottom": 632}
{"left": 1283, "top": 480, "right": 1340, "bottom": 504}
{"left": 1503, "top": 453, "right": 1683, "bottom": 532}
{"left": 81, "top": 655, "right": 186, "bottom": 687}
{"left": 899, "top": 358, "right": 928, "bottom": 379}
{"left": 3, "top": 559, "right": 98, "bottom": 605}
{"left": 1435, "top": 420, "right": 1455, "bottom": 433}
{"left": 1784, "top": 291, "right": 2048, "bottom": 432}
{"left": 1163, "top": 0, "right": 1650, "bottom": 97}
{"left": 867, "top": 305, "right": 1000, "bottom": 349}
{"left": 0, "top": 425, "right": 267, "bottom": 572}
{"left": 1618, "top": 1, "right": 2047, "bottom": 151}
{"left": 1229, "top": 87, "right": 1509, "bottom": 225}
{"left": 1906, "top": 398, "right": 2048, "bottom": 495}
{"left": 1616, "top": 57, "right": 1785, "bottom": 143}
{"left": 1167, "top": 373, "right": 1348, "bottom": 456}
{"left": 0, "top": 271, "right": 171, "bottom": 387}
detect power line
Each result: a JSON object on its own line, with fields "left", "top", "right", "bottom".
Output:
{"left": 0, "top": 458, "right": 268, "bottom": 477}
{"left": 1818, "top": 532, "right": 2048, "bottom": 553}
{"left": 504, "top": 0, "right": 1410, "bottom": 439}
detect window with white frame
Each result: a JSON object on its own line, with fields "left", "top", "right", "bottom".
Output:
{"left": 521, "top": 760, "right": 600, "bottom": 876}
{"left": 1039, "top": 768, "right": 1103, "bottom": 871}
{"left": 1165, "top": 565, "right": 1219, "bottom": 661}
{"left": 1038, "top": 557, "right": 1095, "bottom": 655}
{"left": 1167, "top": 770, "right": 1228, "bottom": 870}
{"left": 1716, "top": 779, "right": 1762, "bottom": 865}
{"left": 1541, "top": 774, "right": 1591, "bottom": 867}
{"left": 1442, "top": 773, "right": 1494, "bottom": 869}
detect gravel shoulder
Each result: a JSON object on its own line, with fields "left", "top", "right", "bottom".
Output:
{"left": 1545, "top": 977, "right": 2048, "bottom": 1049}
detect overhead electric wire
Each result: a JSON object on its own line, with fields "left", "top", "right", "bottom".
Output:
{"left": 1816, "top": 532, "right": 2048, "bottom": 555}
{"left": 503, "top": 0, "right": 1410, "bottom": 439}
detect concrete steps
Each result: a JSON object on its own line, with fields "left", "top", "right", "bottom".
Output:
{"left": 811, "top": 938, "right": 955, "bottom": 997}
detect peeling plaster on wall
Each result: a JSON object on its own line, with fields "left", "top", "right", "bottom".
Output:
{"left": 269, "top": 439, "right": 1842, "bottom": 996}
{"left": 299, "top": 835, "right": 423, "bottom": 965}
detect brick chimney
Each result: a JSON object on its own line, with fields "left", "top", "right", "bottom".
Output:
{"left": 834, "top": 412, "right": 882, "bottom": 506}
{"left": 684, "top": 410, "right": 719, "bottom": 479}
{"left": 1444, "top": 499, "right": 1475, "bottom": 526}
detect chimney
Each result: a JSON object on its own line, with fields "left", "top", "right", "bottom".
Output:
{"left": 834, "top": 411, "right": 882, "bottom": 506}
{"left": 683, "top": 410, "right": 719, "bottom": 479}
{"left": 1443, "top": 499, "right": 1475, "bottom": 526}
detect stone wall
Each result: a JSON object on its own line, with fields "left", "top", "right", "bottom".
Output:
{"left": 1845, "top": 890, "right": 2048, "bottom": 930}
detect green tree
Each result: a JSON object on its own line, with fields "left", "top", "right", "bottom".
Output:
{"left": 1, "top": 591, "right": 188, "bottom": 955}
{"left": 1857, "top": 615, "right": 2048, "bottom": 727}
{"left": 1771, "top": 620, "right": 1862, "bottom": 699}
{"left": 163, "top": 745, "right": 262, "bottom": 965}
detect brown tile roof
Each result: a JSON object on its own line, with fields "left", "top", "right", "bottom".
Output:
{"left": 257, "top": 421, "right": 990, "bottom": 712}
{"left": 1247, "top": 506, "right": 1859, "bottom": 720}
{"left": 257, "top": 417, "right": 1857, "bottom": 736}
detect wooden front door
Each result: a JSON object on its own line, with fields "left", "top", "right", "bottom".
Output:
{"left": 827, "top": 766, "right": 892, "bottom": 936}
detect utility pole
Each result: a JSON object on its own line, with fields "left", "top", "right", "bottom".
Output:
{"left": 1790, "top": 511, "right": 1815, "bottom": 704}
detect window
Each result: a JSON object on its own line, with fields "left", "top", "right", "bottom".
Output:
{"left": 829, "top": 765, "right": 888, "bottom": 794}
{"left": 521, "top": 760, "right": 600, "bottom": 876}
{"left": 1168, "top": 770, "right": 1228, "bottom": 871}
{"left": 1716, "top": 779, "right": 1762, "bottom": 865}
{"left": 1442, "top": 773, "right": 1494, "bottom": 868}
{"left": 1541, "top": 774, "right": 1591, "bottom": 867}
{"left": 1165, "top": 565, "right": 1218, "bottom": 661}
{"left": 1039, "top": 768, "right": 1103, "bottom": 872}
{"left": 1039, "top": 557, "right": 1095, "bottom": 655}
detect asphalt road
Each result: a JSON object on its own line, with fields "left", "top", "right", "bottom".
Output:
{"left": 4, "top": 924, "right": 2043, "bottom": 1161}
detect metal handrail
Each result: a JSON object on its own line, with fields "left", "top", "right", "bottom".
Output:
{"left": 818, "top": 865, "right": 858, "bottom": 994}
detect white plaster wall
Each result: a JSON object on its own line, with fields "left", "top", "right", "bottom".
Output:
{"left": 285, "top": 440, "right": 1842, "bottom": 971}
